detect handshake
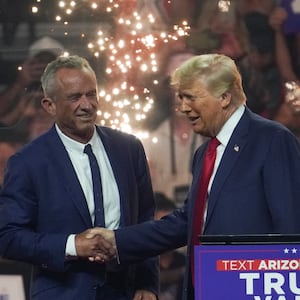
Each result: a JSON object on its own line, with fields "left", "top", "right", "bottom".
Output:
{"left": 75, "top": 227, "right": 117, "bottom": 263}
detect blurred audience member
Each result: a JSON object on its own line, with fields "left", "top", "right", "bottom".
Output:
{"left": 237, "top": 0, "right": 276, "bottom": 16}
{"left": 154, "top": 192, "right": 185, "bottom": 300}
{"left": 269, "top": 5, "right": 300, "bottom": 82}
{"left": 238, "top": 11, "right": 282, "bottom": 119}
{"left": 269, "top": 5, "right": 300, "bottom": 138}
{"left": 0, "top": 36, "right": 63, "bottom": 141}
{"left": 188, "top": 0, "right": 248, "bottom": 60}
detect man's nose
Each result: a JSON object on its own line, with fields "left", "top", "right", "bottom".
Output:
{"left": 80, "top": 95, "right": 92, "bottom": 109}
{"left": 179, "top": 98, "right": 191, "bottom": 113}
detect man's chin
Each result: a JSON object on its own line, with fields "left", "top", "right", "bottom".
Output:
{"left": 192, "top": 125, "right": 203, "bottom": 135}
{"left": 193, "top": 127, "right": 210, "bottom": 137}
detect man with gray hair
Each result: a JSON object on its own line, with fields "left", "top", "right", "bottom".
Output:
{"left": 0, "top": 55, "right": 158, "bottom": 300}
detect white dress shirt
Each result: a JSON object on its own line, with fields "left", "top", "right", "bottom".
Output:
{"left": 55, "top": 124, "right": 120, "bottom": 256}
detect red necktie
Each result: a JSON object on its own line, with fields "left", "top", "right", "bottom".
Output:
{"left": 191, "top": 137, "right": 220, "bottom": 284}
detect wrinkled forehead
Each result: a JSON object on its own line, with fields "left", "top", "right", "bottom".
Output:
{"left": 56, "top": 67, "right": 96, "bottom": 83}
{"left": 175, "top": 77, "right": 209, "bottom": 94}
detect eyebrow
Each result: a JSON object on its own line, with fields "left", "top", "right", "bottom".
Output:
{"left": 67, "top": 89, "right": 97, "bottom": 99}
{"left": 177, "top": 92, "right": 208, "bottom": 100}
{"left": 177, "top": 92, "right": 194, "bottom": 98}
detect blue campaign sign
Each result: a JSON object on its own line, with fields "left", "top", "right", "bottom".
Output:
{"left": 195, "top": 244, "right": 300, "bottom": 300}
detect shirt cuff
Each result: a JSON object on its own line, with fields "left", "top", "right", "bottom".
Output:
{"left": 65, "top": 234, "right": 77, "bottom": 257}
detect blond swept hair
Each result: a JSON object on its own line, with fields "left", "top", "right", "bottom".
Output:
{"left": 170, "top": 53, "right": 246, "bottom": 105}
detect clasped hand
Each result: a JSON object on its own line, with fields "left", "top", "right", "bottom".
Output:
{"left": 75, "top": 229, "right": 157, "bottom": 299}
{"left": 75, "top": 227, "right": 116, "bottom": 263}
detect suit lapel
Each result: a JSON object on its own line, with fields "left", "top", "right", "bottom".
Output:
{"left": 45, "top": 126, "right": 92, "bottom": 228}
{"left": 96, "top": 127, "right": 128, "bottom": 226}
{"left": 204, "top": 109, "right": 250, "bottom": 229}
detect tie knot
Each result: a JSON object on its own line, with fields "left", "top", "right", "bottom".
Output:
{"left": 84, "top": 144, "right": 93, "bottom": 155}
{"left": 208, "top": 137, "right": 220, "bottom": 153}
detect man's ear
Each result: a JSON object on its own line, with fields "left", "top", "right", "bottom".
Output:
{"left": 220, "top": 92, "right": 232, "bottom": 108}
{"left": 41, "top": 97, "right": 56, "bottom": 116}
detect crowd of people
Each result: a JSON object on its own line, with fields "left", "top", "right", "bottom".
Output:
{"left": 1, "top": 1, "right": 300, "bottom": 300}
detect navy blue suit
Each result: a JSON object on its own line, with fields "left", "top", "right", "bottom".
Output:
{"left": 115, "top": 108, "right": 300, "bottom": 299}
{"left": 0, "top": 125, "right": 158, "bottom": 299}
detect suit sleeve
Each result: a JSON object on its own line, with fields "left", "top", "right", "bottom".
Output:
{"left": 264, "top": 128, "right": 300, "bottom": 232}
{"left": 115, "top": 206, "right": 188, "bottom": 263}
{"left": 0, "top": 154, "right": 68, "bottom": 272}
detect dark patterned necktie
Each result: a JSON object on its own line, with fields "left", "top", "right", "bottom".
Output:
{"left": 84, "top": 144, "right": 105, "bottom": 227}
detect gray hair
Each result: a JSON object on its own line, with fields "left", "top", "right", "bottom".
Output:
{"left": 170, "top": 53, "right": 247, "bottom": 105}
{"left": 41, "top": 55, "right": 96, "bottom": 98}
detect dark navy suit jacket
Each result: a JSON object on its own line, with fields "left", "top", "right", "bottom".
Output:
{"left": 0, "top": 125, "right": 159, "bottom": 299}
{"left": 115, "top": 107, "right": 300, "bottom": 299}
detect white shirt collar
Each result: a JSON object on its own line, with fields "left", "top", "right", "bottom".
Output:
{"left": 55, "top": 123, "right": 98, "bottom": 154}
{"left": 216, "top": 105, "right": 245, "bottom": 147}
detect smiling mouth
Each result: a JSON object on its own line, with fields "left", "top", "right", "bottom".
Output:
{"left": 189, "top": 116, "right": 200, "bottom": 125}
{"left": 77, "top": 113, "right": 94, "bottom": 120}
